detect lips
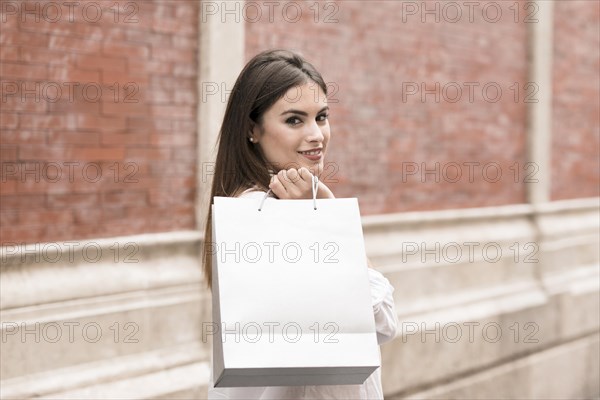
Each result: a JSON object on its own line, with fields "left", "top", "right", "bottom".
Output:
{"left": 297, "top": 148, "right": 323, "bottom": 156}
{"left": 298, "top": 148, "right": 323, "bottom": 161}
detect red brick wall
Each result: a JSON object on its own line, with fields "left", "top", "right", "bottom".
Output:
{"left": 551, "top": 0, "right": 600, "bottom": 201}
{"left": 1, "top": 1, "right": 597, "bottom": 246}
{"left": 246, "top": 0, "right": 536, "bottom": 214}
{"left": 0, "top": 0, "right": 198, "bottom": 245}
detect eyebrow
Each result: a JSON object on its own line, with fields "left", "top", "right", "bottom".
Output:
{"left": 280, "top": 106, "right": 329, "bottom": 117}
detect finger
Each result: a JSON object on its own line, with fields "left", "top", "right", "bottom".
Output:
{"left": 286, "top": 168, "right": 300, "bottom": 184}
{"left": 280, "top": 169, "right": 302, "bottom": 197}
{"left": 277, "top": 170, "right": 291, "bottom": 193}
{"left": 297, "top": 167, "right": 313, "bottom": 183}
{"left": 287, "top": 168, "right": 310, "bottom": 197}
{"left": 269, "top": 175, "right": 288, "bottom": 199}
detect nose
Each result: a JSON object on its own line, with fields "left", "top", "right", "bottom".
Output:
{"left": 305, "top": 120, "right": 325, "bottom": 143}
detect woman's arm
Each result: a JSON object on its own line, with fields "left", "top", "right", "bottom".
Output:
{"left": 367, "top": 257, "right": 400, "bottom": 345}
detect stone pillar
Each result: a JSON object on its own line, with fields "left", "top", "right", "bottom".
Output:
{"left": 526, "top": 1, "right": 555, "bottom": 204}
{"left": 196, "top": 0, "right": 246, "bottom": 230}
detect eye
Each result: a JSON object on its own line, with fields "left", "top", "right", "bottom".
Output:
{"left": 286, "top": 113, "right": 329, "bottom": 126}
{"left": 317, "top": 113, "right": 329, "bottom": 122}
{"left": 286, "top": 116, "right": 302, "bottom": 126}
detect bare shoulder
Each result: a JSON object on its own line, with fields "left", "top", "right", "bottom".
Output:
{"left": 237, "top": 187, "right": 275, "bottom": 200}
{"left": 237, "top": 190, "right": 265, "bottom": 199}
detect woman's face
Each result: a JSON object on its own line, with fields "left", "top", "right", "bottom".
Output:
{"left": 251, "top": 81, "right": 330, "bottom": 177}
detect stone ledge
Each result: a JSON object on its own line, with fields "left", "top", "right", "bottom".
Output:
{"left": 1, "top": 282, "right": 207, "bottom": 324}
{"left": 361, "top": 197, "right": 599, "bottom": 228}
{"left": 395, "top": 333, "right": 599, "bottom": 400}
{"left": 0, "top": 343, "right": 207, "bottom": 399}
{"left": 1, "top": 284, "right": 210, "bottom": 380}
{"left": 0, "top": 231, "right": 204, "bottom": 309}
{"left": 0, "top": 230, "right": 203, "bottom": 264}
{"left": 39, "top": 362, "right": 209, "bottom": 400}
{"left": 379, "top": 265, "right": 599, "bottom": 395}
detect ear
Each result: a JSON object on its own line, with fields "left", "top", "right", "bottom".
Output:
{"left": 249, "top": 121, "right": 261, "bottom": 143}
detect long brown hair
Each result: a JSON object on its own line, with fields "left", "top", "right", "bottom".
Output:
{"left": 202, "top": 49, "right": 328, "bottom": 291}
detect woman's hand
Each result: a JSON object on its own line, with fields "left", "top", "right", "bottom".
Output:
{"left": 269, "top": 167, "right": 335, "bottom": 199}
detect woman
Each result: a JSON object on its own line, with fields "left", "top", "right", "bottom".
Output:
{"left": 204, "top": 49, "right": 399, "bottom": 399}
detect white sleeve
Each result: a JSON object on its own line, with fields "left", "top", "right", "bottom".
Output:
{"left": 367, "top": 267, "right": 400, "bottom": 345}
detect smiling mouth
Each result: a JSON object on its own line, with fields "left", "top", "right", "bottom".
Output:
{"left": 297, "top": 149, "right": 322, "bottom": 156}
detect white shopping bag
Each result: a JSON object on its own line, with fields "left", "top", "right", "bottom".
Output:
{"left": 211, "top": 192, "right": 380, "bottom": 387}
